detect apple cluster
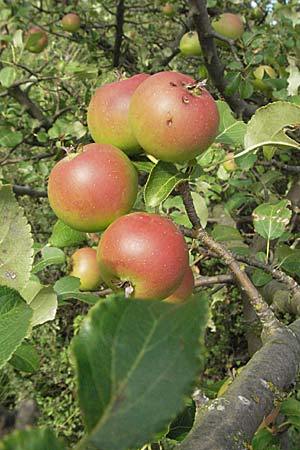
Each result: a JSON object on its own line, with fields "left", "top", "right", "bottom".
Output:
{"left": 48, "top": 70, "right": 220, "bottom": 301}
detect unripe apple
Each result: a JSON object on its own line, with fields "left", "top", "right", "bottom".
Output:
{"left": 61, "top": 13, "right": 81, "bottom": 32}
{"left": 252, "top": 65, "right": 276, "bottom": 91}
{"left": 97, "top": 212, "right": 189, "bottom": 300}
{"left": 128, "top": 71, "right": 220, "bottom": 162}
{"left": 164, "top": 266, "right": 195, "bottom": 303}
{"left": 48, "top": 143, "right": 138, "bottom": 232}
{"left": 87, "top": 74, "right": 149, "bottom": 156}
{"left": 222, "top": 152, "right": 237, "bottom": 172}
{"left": 70, "top": 247, "right": 102, "bottom": 291}
{"left": 24, "top": 28, "right": 48, "bottom": 53}
{"left": 162, "top": 4, "right": 175, "bottom": 17}
{"left": 179, "top": 31, "right": 202, "bottom": 57}
{"left": 212, "top": 13, "right": 244, "bottom": 40}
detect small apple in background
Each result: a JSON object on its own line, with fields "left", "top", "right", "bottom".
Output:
{"left": 164, "top": 266, "right": 195, "bottom": 304}
{"left": 61, "top": 13, "right": 81, "bottom": 32}
{"left": 97, "top": 212, "right": 189, "bottom": 300}
{"left": 251, "top": 65, "right": 276, "bottom": 91}
{"left": 128, "top": 71, "right": 220, "bottom": 163}
{"left": 70, "top": 248, "right": 102, "bottom": 291}
{"left": 212, "top": 13, "right": 244, "bottom": 40}
{"left": 47, "top": 143, "right": 138, "bottom": 232}
{"left": 222, "top": 152, "right": 237, "bottom": 172}
{"left": 162, "top": 4, "right": 176, "bottom": 17}
{"left": 24, "top": 28, "right": 48, "bottom": 53}
{"left": 87, "top": 74, "right": 149, "bottom": 156}
{"left": 179, "top": 31, "right": 202, "bottom": 57}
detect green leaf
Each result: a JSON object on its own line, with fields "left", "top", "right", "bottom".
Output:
{"left": 54, "top": 276, "right": 99, "bottom": 304}
{"left": 0, "top": 286, "right": 32, "bottom": 370}
{"left": 0, "top": 126, "right": 23, "bottom": 147}
{"left": 9, "top": 341, "right": 39, "bottom": 373}
{"left": 212, "top": 225, "right": 243, "bottom": 242}
{"left": 32, "top": 246, "right": 66, "bottom": 273}
{"left": 20, "top": 281, "right": 57, "bottom": 327}
{"left": 0, "top": 185, "right": 33, "bottom": 290}
{"left": 144, "top": 161, "right": 188, "bottom": 208}
{"left": 49, "top": 220, "right": 86, "bottom": 248}
{"left": 252, "top": 200, "right": 292, "bottom": 240}
{"left": 72, "top": 293, "right": 208, "bottom": 450}
{"left": 275, "top": 245, "right": 300, "bottom": 275}
{"left": 244, "top": 102, "right": 300, "bottom": 153}
{"left": 191, "top": 192, "right": 208, "bottom": 228}
{"left": 132, "top": 160, "right": 154, "bottom": 173}
{"left": 0, "top": 427, "right": 66, "bottom": 450}
{"left": 0, "top": 67, "right": 16, "bottom": 88}
{"left": 251, "top": 428, "right": 279, "bottom": 450}
{"left": 280, "top": 398, "right": 300, "bottom": 417}
{"left": 216, "top": 101, "right": 247, "bottom": 146}
{"left": 287, "top": 56, "right": 300, "bottom": 96}
{"left": 251, "top": 269, "right": 272, "bottom": 287}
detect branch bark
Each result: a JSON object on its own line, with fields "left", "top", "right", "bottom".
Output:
{"left": 113, "top": 0, "right": 125, "bottom": 67}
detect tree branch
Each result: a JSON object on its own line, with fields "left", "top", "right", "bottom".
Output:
{"left": 113, "top": 0, "right": 125, "bottom": 67}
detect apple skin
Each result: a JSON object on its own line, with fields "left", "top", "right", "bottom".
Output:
{"left": 48, "top": 143, "right": 138, "bottom": 232}
{"left": 24, "top": 28, "right": 48, "bottom": 53}
{"left": 97, "top": 212, "right": 189, "bottom": 300}
{"left": 164, "top": 266, "right": 195, "bottom": 303}
{"left": 223, "top": 152, "right": 237, "bottom": 172}
{"left": 179, "top": 31, "right": 202, "bottom": 57}
{"left": 128, "top": 71, "right": 220, "bottom": 163}
{"left": 70, "top": 247, "right": 102, "bottom": 291}
{"left": 61, "top": 13, "right": 81, "bottom": 32}
{"left": 162, "top": 4, "right": 175, "bottom": 17}
{"left": 87, "top": 74, "right": 149, "bottom": 156}
{"left": 212, "top": 13, "right": 244, "bottom": 40}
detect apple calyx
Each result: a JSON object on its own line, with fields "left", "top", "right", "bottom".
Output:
{"left": 184, "top": 79, "right": 208, "bottom": 97}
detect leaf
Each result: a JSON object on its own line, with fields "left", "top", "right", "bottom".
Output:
{"left": 0, "top": 286, "right": 32, "bottom": 370}
{"left": 244, "top": 102, "right": 300, "bottom": 153}
{"left": 144, "top": 161, "right": 188, "bottom": 208}
{"left": 216, "top": 101, "right": 247, "bottom": 146}
{"left": 280, "top": 398, "right": 300, "bottom": 417}
{"left": 275, "top": 245, "right": 300, "bottom": 275}
{"left": 72, "top": 293, "right": 208, "bottom": 450}
{"left": 251, "top": 428, "right": 278, "bottom": 450}
{"left": 0, "top": 185, "right": 33, "bottom": 290}
{"left": 0, "top": 126, "right": 23, "bottom": 147}
{"left": 54, "top": 276, "right": 99, "bottom": 305}
{"left": 212, "top": 225, "right": 243, "bottom": 242}
{"left": 0, "top": 427, "right": 66, "bottom": 450}
{"left": 287, "top": 56, "right": 300, "bottom": 97}
{"left": 49, "top": 220, "right": 86, "bottom": 248}
{"left": 20, "top": 281, "right": 57, "bottom": 327}
{"left": 32, "top": 246, "right": 66, "bottom": 273}
{"left": 9, "top": 341, "right": 39, "bottom": 373}
{"left": 252, "top": 200, "right": 292, "bottom": 240}
{"left": 0, "top": 67, "right": 16, "bottom": 88}
{"left": 191, "top": 192, "right": 208, "bottom": 228}
{"left": 251, "top": 269, "right": 272, "bottom": 287}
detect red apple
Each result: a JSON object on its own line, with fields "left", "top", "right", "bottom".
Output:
{"left": 70, "top": 247, "right": 102, "bottom": 291}
{"left": 179, "top": 31, "right": 202, "bottom": 57}
{"left": 212, "top": 13, "right": 244, "bottom": 40}
{"left": 97, "top": 212, "right": 189, "bottom": 299}
{"left": 24, "top": 28, "right": 48, "bottom": 53}
{"left": 87, "top": 74, "right": 149, "bottom": 156}
{"left": 164, "top": 266, "right": 195, "bottom": 303}
{"left": 61, "top": 13, "right": 81, "bottom": 32}
{"left": 162, "top": 4, "right": 176, "bottom": 17}
{"left": 48, "top": 143, "right": 138, "bottom": 232}
{"left": 128, "top": 71, "right": 220, "bottom": 162}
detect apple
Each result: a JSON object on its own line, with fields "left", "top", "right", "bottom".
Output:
{"left": 212, "top": 13, "right": 244, "bottom": 40}
{"left": 61, "top": 13, "right": 81, "bottom": 32}
{"left": 162, "top": 4, "right": 175, "bottom": 17}
{"left": 97, "top": 212, "right": 189, "bottom": 300}
{"left": 128, "top": 71, "right": 220, "bottom": 162}
{"left": 70, "top": 247, "right": 102, "bottom": 291}
{"left": 87, "top": 74, "right": 149, "bottom": 156}
{"left": 164, "top": 266, "right": 195, "bottom": 303}
{"left": 252, "top": 65, "right": 276, "bottom": 91}
{"left": 48, "top": 143, "right": 138, "bottom": 232}
{"left": 179, "top": 31, "right": 202, "bottom": 57}
{"left": 222, "top": 152, "right": 237, "bottom": 172}
{"left": 24, "top": 28, "right": 48, "bottom": 53}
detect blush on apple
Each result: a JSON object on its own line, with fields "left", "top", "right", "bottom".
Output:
{"left": 87, "top": 74, "right": 149, "bottom": 156}
{"left": 61, "top": 13, "right": 81, "bottom": 32}
{"left": 70, "top": 247, "right": 102, "bottom": 291}
{"left": 48, "top": 143, "right": 138, "bottom": 232}
{"left": 24, "top": 28, "right": 48, "bottom": 53}
{"left": 97, "top": 212, "right": 189, "bottom": 300}
{"left": 128, "top": 71, "right": 220, "bottom": 162}
{"left": 164, "top": 266, "right": 195, "bottom": 303}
